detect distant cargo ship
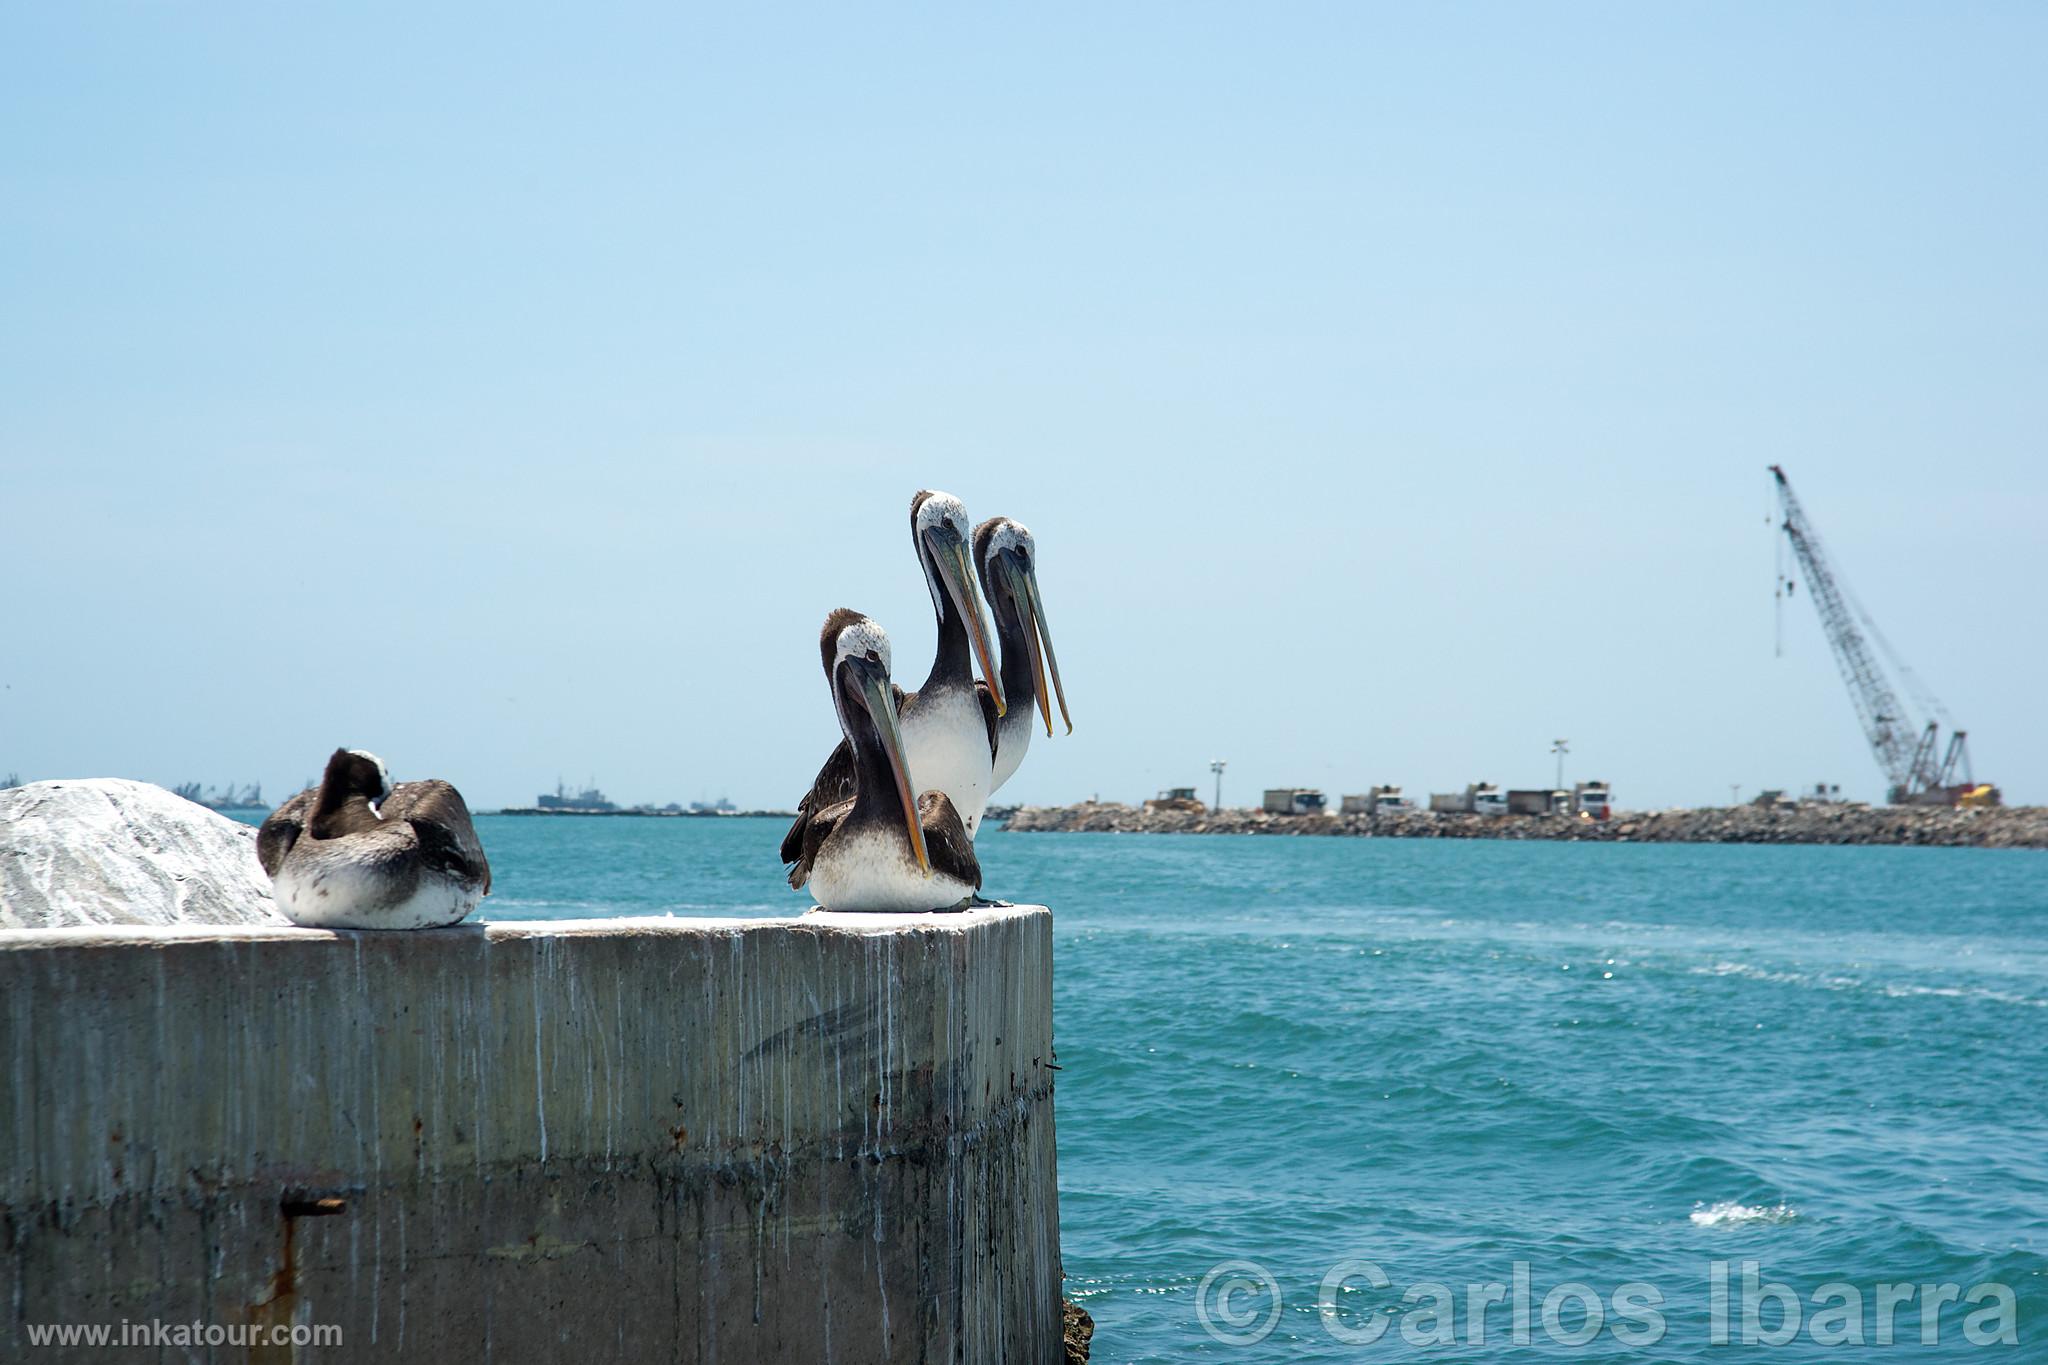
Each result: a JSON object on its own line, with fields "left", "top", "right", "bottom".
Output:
{"left": 535, "top": 781, "right": 617, "bottom": 813}
{"left": 499, "top": 783, "right": 789, "bottom": 818}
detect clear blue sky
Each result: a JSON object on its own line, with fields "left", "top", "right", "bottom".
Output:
{"left": 4, "top": 3, "right": 2042, "bottom": 812}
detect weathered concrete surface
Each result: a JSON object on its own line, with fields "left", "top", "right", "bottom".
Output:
{"left": 0, "top": 909, "right": 1061, "bottom": 1363}
{"left": 0, "top": 779, "right": 286, "bottom": 928}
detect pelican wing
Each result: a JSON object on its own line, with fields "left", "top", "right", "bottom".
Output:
{"left": 255, "top": 787, "right": 317, "bottom": 878}
{"left": 780, "top": 740, "right": 855, "bottom": 866}
{"left": 919, "top": 791, "right": 982, "bottom": 892}
{"left": 787, "top": 797, "right": 849, "bottom": 892}
{"left": 379, "top": 780, "right": 491, "bottom": 893}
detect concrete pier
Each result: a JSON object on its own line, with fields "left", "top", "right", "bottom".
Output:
{"left": 0, "top": 908, "right": 1061, "bottom": 1363}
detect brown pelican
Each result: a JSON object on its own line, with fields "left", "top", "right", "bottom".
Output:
{"left": 786, "top": 610, "right": 980, "bottom": 912}
{"left": 973, "top": 516, "right": 1071, "bottom": 795}
{"left": 779, "top": 490, "right": 1006, "bottom": 860}
{"left": 256, "top": 748, "right": 490, "bottom": 929}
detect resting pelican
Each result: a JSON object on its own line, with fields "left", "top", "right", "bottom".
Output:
{"left": 786, "top": 610, "right": 980, "bottom": 912}
{"left": 257, "top": 748, "right": 490, "bottom": 928}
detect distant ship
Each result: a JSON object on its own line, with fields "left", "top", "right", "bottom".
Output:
{"left": 174, "top": 781, "right": 270, "bottom": 813}
{"left": 501, "top": 783, "right": 789, "bottom": 818}
{"left": 535, "top": 780, "right": 617, "bottom": 813}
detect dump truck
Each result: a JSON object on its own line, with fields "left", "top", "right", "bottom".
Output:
{"left": 1506, "top": 789, "right": 1571, "bottom": 816}
{"left": 1429, "top": 783, "right": 1507, "bottom": 816}
{"left": 1263, "top": 788, "right": 1327, "bottom": 815}
{"left": 1573, "top": 781, "right": 1612, "bottom": 819}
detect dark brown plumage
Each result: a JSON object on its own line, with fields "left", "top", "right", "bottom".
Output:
{"left": 375, "top": 781, "right": 492, "bottom": 893}
{"left": 776, "top": 683, "right": 993, "bottom": 867}
{"left": 257, "top": 747, "right": 385, "bottom": 873}
{"left": 786, "top": 789, "right": 981, "bottom": 895}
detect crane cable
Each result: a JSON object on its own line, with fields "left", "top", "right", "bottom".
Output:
{"left": 1843, "top": 583, "right": 1950, "bottom": 730}
{"left": 1772, "top": 496, "right": 1786, "bottom": 659}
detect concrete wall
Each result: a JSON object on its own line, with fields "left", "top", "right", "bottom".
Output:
{"left": 0, "top": 908, "right": 1061, "bottom": 1363}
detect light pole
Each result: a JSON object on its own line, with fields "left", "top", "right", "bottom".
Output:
{"left": 1551, "top": 738, "right": 1569, "bottom": 793}
{"left": 1728, "top": 783, "right": 1741, "bottom": 808}
{"left": 1210, "top": 759, "right": 1227, "bottom": 814}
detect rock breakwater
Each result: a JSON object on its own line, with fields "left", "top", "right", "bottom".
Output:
{"left": 1000, "top": 801, "right": 2048, "bottom": 849}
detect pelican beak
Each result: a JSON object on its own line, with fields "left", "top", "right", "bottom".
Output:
{"left": 1019, "top": 560, "right": 1071, "bottom": 736}
{"left": 854, "top": 657, "right": 930, "bottom": 875}
{"left": 928, "top": 526, "right": 1005, "bottom": 717}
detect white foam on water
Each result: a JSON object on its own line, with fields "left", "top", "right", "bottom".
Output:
{"left": 1694, "top": 961, "right": 1809, "bottom": 985}
{"left": 1690, "top": 1200, "right": 1799, "bottom": 1228}
{"left": 1879, "top": 982, "right": 2048, "bottom": 1008}
{"left": 1692, "top": 961, "right": 2047, "bottom": 1009}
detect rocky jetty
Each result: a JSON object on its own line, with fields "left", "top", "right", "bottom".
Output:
{"left": 1063, "top": 1298, "right": 1095, "bottom": 1362}
{"left": 1000, "top": 800, "right": 2048, "bottom": 849}
{"left": 0, "top": 779, "right": 287, "bottom": 928}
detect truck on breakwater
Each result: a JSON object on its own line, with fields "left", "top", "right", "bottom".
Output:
{"left": 1260, "top": 782, "right": 1598, "bottom": 820}
{"left": 1342, "top": 786, "right": 1413, "bottom": 815}
{"left": 1429, "top": 783, "right": 1507, "bottom": 816}
{"left": 999, "top": 798, "right": 2048, "bottom": 849}
{"left": 1506, "top": 788, "right": 1572, "bottom": 816}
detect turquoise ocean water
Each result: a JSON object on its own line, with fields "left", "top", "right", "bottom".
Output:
{"left": 458, "top": 817, "right": 2042, "bottom": 1358}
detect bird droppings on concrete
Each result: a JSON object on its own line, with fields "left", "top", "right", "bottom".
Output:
{"left": 1, "top": 908, "right": 1062, "bottom": 1362}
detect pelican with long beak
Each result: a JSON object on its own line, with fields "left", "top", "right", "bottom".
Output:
{"left": 974, "top": 516, "right": 1071, "bottom": 796}
{"left": 780, "top": 490, "right": 1007, "bottom": 861}
{"left": 787, "top": 610, "right": 981, "bottom": 912}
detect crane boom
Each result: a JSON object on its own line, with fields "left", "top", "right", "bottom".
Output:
{"left": 1768, "top": 465, "right": 1987, "bottom": 805}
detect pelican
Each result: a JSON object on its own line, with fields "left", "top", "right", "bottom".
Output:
{"left": 974, "top": 516, "right": 1071, "bottom": 796}
{"left": 256, "top": 748, "right": 491, "bottom": 929}
{"left": 779, "top": 490, "right": 1006, "bottom": 860}
{"left": 786, "top": 610, "right": 981, "bottom": 912}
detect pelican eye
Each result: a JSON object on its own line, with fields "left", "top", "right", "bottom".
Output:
{"left": 866, "top": 649, "right": 881, "bottom": 663}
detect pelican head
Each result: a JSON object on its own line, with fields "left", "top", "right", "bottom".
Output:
{"left": 973, "top": 517, "right": 1071, "bottom": 736}
{"left": 324, "top": 747, "right": 394, "bottom": 814}
{"left": 910, "top": 490, "right": 1004, "bottom": 716}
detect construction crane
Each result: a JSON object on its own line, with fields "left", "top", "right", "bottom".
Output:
{"left": 1770, "top": 465, "right": 1999, "bottom": 808}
